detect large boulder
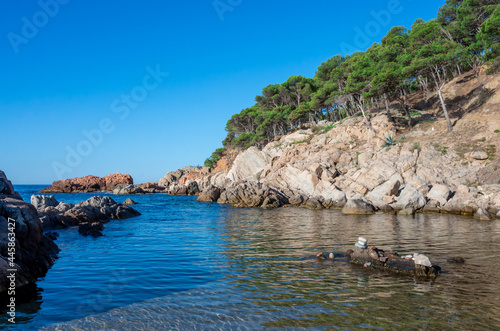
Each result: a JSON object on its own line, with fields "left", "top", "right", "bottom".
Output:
{"left": 113, "top": 184, "right": 144, "bottom": 195}
{"left": 367, "top": 176, "right": 402, "bottom": 202}
{"left": 31, "top": 195, "right": 59, "bottom": 211}
{"left": 312, "top": 181, "right": 347, "bottom": 208}
{"left": 197, "top": 185, "right": 223, "bottom": 202}
{"left": 466, "top": 151, "right": 489, "bottom": 160}
{"left": 218, "top": 182, "right": 288, "bottom": 208}
{"left": 0, "top": 171, "right": 21, "bottom": 200}
{"left": 474, "top": 208, "right": 493, "bottom": 221}
{"left": 0, "top": 171, "right": 59, "bottom": 294}
{"left": 341, "top": 199, "right": 376, "bottom": 215}
{"left": 391, "top": 185, "right": 427, "bottom": 211}
{"left": 426, "top": 184, "right": 452, "bottom": 206}
{"left": 186, "top": 182, "right": 200, "bottom": 196}
{"left": 441, "top": 189, "right": 480, "bottom": 216}
{"left": 226, "top": 147, "right": 271, "bottom": 182}
{"left": 40, "top": 173, "right": 133, "bottom": 193}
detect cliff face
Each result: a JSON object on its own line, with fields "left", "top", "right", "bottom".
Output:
{"left": 159, "top": 70, "right": 500, "bottom": 218}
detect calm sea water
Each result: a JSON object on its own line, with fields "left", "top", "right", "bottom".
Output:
{"left": 1, "top": 185, "right": 500, "bottom": 330}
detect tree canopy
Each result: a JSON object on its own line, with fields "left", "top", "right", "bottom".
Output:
{"left": 205, "top": 1, "right": 500, "bottom": 166}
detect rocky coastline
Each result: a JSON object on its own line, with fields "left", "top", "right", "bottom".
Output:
{"left": 0, "top": 171, "right": 59, "bottom": 295}
{"left": 38, "top": 72, "right": 500, "bottom": 220}
{"left": 152, "top": 114, "right": 500, "bottom": 220}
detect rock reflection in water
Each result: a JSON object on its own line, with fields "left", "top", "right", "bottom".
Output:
{"left": 45, "top": 208, "right": 500, "bottom": 330}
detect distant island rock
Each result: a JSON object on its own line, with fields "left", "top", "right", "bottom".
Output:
{"left": 40, "top": 173, "right": 133, "bottom": 193}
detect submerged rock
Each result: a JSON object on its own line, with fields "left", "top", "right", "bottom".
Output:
{"left": 474, "top": 208, "right": 493, "bottom": 221}
{"left": 447, "top": 256, "right": 465, "bottom": 263}
{"left": 341, "top": 199, "right": 376, "bottom": 215}
{"left": 78, "top": 222, "right": 105, "bottom": 237}
{"left": 123, "top": 198, "right": 138, "bottom": 205}
{"left": 346, "top": 245, "right": 440, "bottom": 279}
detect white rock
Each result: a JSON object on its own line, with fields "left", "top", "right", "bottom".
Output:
{"left": 467, "top": 151, "right": 488, "bottom": 160}
{"left": 426, "top": 184, "right": 452, "bottom": 205}
{"left": 392, "top": 185, "right": 427, "bottom": 211}
{"left": 226, "top": 147, "right": 272, "bottom": 182}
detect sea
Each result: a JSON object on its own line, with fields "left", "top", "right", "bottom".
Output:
{"left": 1, "top": 185, "right": 499, "bottom": 330}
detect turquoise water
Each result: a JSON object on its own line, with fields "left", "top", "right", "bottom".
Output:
{"left": 2, "top": 185, "right": 500, "bottom": 330}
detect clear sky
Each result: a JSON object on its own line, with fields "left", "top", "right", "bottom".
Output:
{"left": 1, "top": 0, "right": 442, "bottom": 184}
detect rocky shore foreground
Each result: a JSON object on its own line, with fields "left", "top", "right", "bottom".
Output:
{"left": 0, "top": 171, "right": 59, "bottom": 294}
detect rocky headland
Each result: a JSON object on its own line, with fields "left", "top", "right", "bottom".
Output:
{"left": 153, "top": 71, "right": 500, "bottom": 219}
{"left": 0, "top": 171, "right": 59, "bottom": 295}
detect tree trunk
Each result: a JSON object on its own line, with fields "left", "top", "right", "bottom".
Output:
{"left": 384, "top": 94, "right": 393, "bottom": 123}
{"left": 437, "top": 84, "right": 453, "bottom": 132}
{"left": 432, "top": 71, "right": 453, "bottom": 132}
{"left": 400, "top": 88, "right": 412, "bottom": 129}
{"left": 355, "top": 102, "right": 375, "bottom": 132}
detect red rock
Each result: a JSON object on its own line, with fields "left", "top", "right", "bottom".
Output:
{"left": 40, "top": 173, "right": 133, "bottom": 193}
{"left": 213, "top": 156, "right": 230, "bottom": 173}
{"left": 178, "top": 171, "right": 204, "bottom": 185}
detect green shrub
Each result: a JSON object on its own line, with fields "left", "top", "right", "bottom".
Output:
{"left": 204, "top": 147, "right": 226, "bottom": 168}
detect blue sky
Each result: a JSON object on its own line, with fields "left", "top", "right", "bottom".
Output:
{"left": 1, "top": 0, "right": 441, "bottom": 184}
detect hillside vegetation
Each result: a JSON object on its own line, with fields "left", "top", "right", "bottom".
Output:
{"left": 204, "top": 0, "right": 500, "bottom": 166}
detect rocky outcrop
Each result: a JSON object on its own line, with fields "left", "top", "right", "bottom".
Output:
{"left": 30, "top": 195, "right": 59, "bottom": 210}
{"left": 217, "top": 182, "right": 289, "bottom": 208}
{"left": 197, "top": 185, "right": 223, "bottom": 202}
{"left": 164, "top": 108, "right": 500, "bottom": 217}
{"left": 140, "top": 182, "right": 166, "bottom": 193}
{"left": 0, "top": 171, "right": 59, "bottom": 294}
{"left": 345, "top": 246, "right": 440, "bottom": 279}
{"left": 33, "top": 195, "right": 141, "bottom": 234}
{"left": 0, "top": 171, "right": 22, "bottom": 200}
{"left": 40, "top": 173, "right": 133, "bottom": 193}
{"left": 113, "top": 184, "right": 144, "bottom": 195}
{"left": 123, "top": 198, "right": 138, "bottom": 205}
